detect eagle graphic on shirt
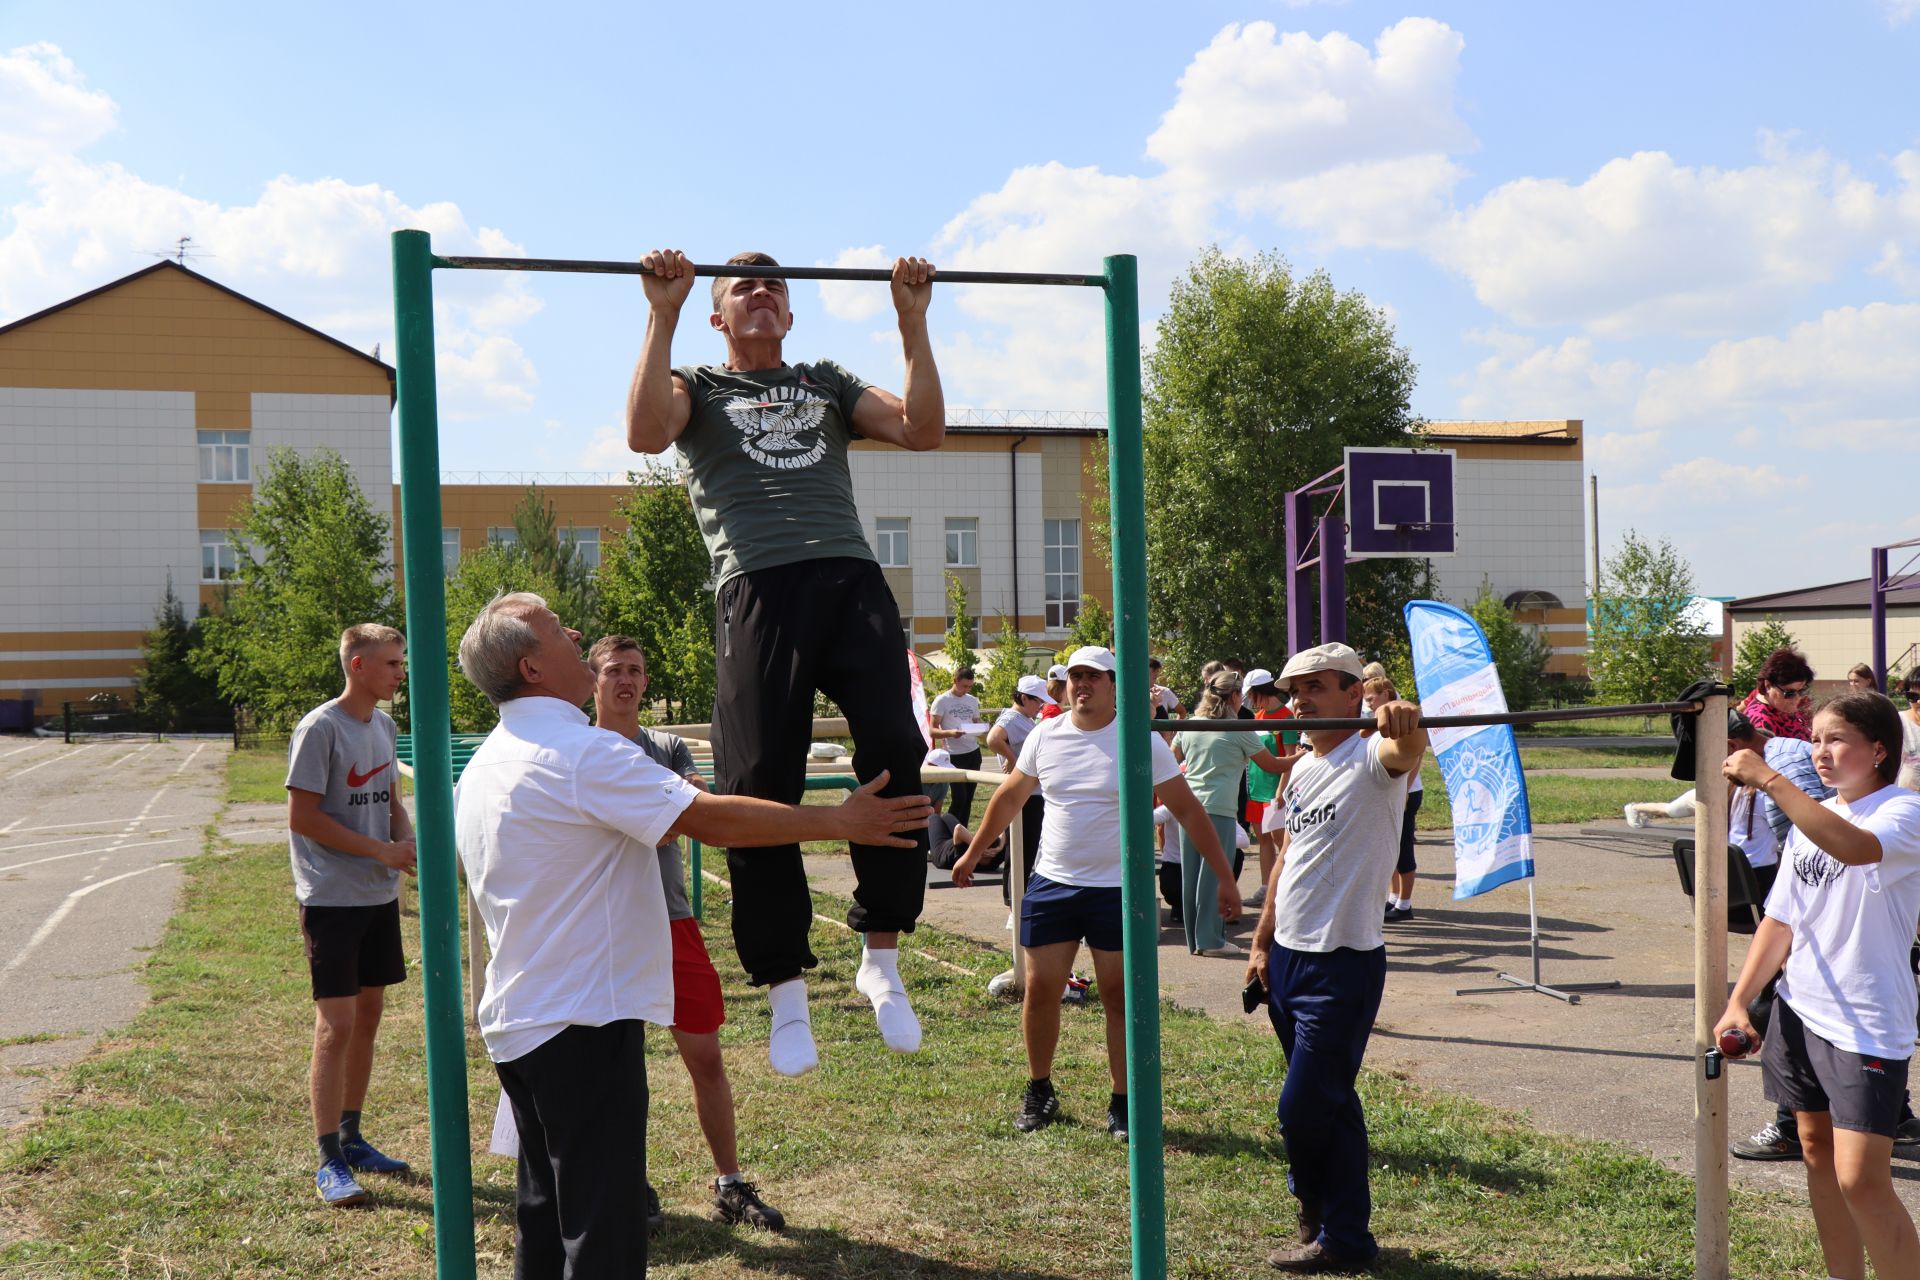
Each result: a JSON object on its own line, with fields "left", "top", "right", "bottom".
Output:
{"left": 722, "top": 385, "right": 831, "bottom": 471}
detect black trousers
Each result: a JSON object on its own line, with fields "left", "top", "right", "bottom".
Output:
{"left": 1001, "top": 791, "right": 1046, "bottom": 907}
{"left": 947, "top": 748, "right": 984, "bottom": 824}
{"left": 495, "top": 1020, "right": 649, "bottom": 1280}
{"left": 714, "top": 557, "right": 929, "bottom": 986}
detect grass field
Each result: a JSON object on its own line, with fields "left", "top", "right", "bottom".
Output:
{"left": 0, "top": 753, "right": 1832, "bottom": 1278}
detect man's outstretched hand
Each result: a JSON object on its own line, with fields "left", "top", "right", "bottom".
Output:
{"left": 891, "top": 257, "right": 935, "bottom": 320}
{"left": 640, "top": 248, "right": 695, "bottom": 312}
{"left": 838, "top": 770, "right": 934, "bottom": 848}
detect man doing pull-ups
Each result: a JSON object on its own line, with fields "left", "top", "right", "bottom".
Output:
{"left": 626, "top": 247, "right": 943, "bottom": 1076}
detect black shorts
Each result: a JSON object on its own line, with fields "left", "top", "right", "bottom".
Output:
{"left": 1396, "top": 790, "right": 1423, "bottom": 875}
{"left": 1762, "top": 997, "right": 1909, "bottom": 1138}
{"left": 300, "top": 899, "right": 407, "bottom": 1000}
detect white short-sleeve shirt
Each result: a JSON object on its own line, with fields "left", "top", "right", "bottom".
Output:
{"left": 455, "top": 696, "right": 700, "bottom": 1063}
{"left": 1016, "top": 713, "right": 1180, "bottom": 888}
{"left": 1767, "top": 785, "right": 1920, "bottom": 1060}
{"left": 1266, "top": 733, "right": 1407, "bottom": 954}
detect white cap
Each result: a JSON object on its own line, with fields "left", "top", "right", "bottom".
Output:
{"left": 1065, "top": 645, "right": 1117, "bottom": 674}
{"left": 1046, "top": 663, "right": 1070, "bottom": 682}
{"left": 1277, "top": 642, "right": 1366, "bottom": 692}
{"left": 1015, "top": 674, "right": 1056, "bottom": 705}
{"left": 1244, "top": 667, "right": 1275, "bottom": 691}
{"left": 923, "top": 748, "right": 953, "bottom": 768}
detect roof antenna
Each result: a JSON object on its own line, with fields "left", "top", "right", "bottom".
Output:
{"left": 146, "top": 235, "right": 213, "bottom": 266}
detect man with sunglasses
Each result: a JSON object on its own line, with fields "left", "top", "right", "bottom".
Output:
{"left": 626, "top": 247, "right": 944, "bottom": 1077}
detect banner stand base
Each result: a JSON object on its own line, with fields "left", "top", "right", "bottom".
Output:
{"left": 1452, "top": 883, "right": 1619, "bottom": 1005}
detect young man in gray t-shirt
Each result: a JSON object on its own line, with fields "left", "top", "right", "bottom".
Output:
{"left": 625, "top": 247, "right": 945, "bottom": 1078}
{"left": 285, "top": 624, "right": 418, "bottom": 1207}
{"left": 585, "top": 636, "right": 785, "bottom": 1230}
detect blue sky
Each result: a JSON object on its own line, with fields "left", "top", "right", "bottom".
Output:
{"left": 3, "top": 1, "right": 1917, "bottom": 598}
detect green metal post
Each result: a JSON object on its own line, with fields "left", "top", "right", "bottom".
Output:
{"left": 690, "top": 838, "right": 703, "bottom": 919}
{"left": 1103, "top": 254, "right": 1165, "bottom": 1280}
{"left": 391, "top": 229, "right": 477, "bottom": 1280}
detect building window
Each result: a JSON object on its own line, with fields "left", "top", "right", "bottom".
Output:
{"left": 875, "top": 517, "right": 910, "bottom": 568}
{"left": 487, "top": 527, "right": 518, "bottom": 549}
{"left": 200, "top": 529, "right": 242, "bottom": 583}
{"left": 1045, "top": 518, "right": 1081, "bottom": 629}
{"left": 197, "top": 430, "right": 250, "bottom": 483}
{"left": 563, "top": 527, "right": 601, "bottom": 571}
{"left": 442, "top": 528, "right": 461, "bottom": 575}
{"left": 944, "top": 517, "right": 978, "bottom": 568}
{"left": 945, "top": 616, "right": 982, "bottom": 648}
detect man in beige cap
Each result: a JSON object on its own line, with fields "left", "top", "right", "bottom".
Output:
{"left": 953, "top": 646, "right": 1238, "bottom": 1142}
{"left": 1245, "top": 642, "right": 1427, "bottom": 1274}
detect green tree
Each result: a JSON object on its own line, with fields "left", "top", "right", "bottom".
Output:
{"left": 442, "top": 543, "right": 563, "bottom": 733}
{"left": 133, "top": 577, "right": 228, "bottom": 731}
{"left": 597, "top": 482, "right": 715, "bottom": 722}
{"left": 944, "top": 573, "right": 978, "bottom": 674}
{"left": 1465, "top": 579, "right": 1552, "bottom": 711}
{"left": 194, "top": 448, "right": 396, "bottom": 732}
{"left": 980, "top": 610, "right": 1028, "bottom": 711}
{"left": 1103, "top": 248, "right": 1428, "bottom": 677}
{"left": 1588, "top": 531, "right": 1715, "bottom": 706}
{"left": 1732, "top": 616, "right": 1799, "bottom": 698}
{"left": 1062, "top": 594, "right": 1114, "bottom": 655}
{"left": 512, "top": 486, "right": 600, "bottom": 637}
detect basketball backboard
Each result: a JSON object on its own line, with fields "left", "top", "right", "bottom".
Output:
{"left": 1345, "top": 446, "right": 1456, "bottom": 559}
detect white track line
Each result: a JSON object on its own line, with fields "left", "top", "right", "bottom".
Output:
{"left": 2, "top": 743, "right": 40, "bottom": 760}
{"left": 0, "top": 832, "right": 145, "bottom": 855}
{"left": 0, "top": 837, "right": 192, "bottom": 876}
{"left": 2, "top": 816, "right": 186, "bottom": 836}
{"left": 104, "top": 743, "right": 157, "bottom": 770}
{"left": 4, "top": 743, "right": 101, "bottom": 782}
{"left": 0, "top": 862, "right": 177, "bottom": 989}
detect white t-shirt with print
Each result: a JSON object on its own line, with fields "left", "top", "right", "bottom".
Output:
{"left": 1899, "top": 714, "right": 1920, "bottom": 793}
{"left": 1267, "top": 733, "right": 1408, "bottom": 954}
{"left": 1017, "top": 713, "right": 1180, "bottom": 888}
{"left": 1767, "top": 785, "right": 1920, "bottom": 1060}
{"left": 932, "top": 690, "right": 983, "bottom": 755}
{"left": 1729, "top": 786, "right": 1779, "bottom": 870}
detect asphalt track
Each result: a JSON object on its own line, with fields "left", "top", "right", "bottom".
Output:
{"left": 0, "top": 738, "right": 228, "bottom": 1131}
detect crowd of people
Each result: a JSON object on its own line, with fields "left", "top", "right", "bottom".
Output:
{"left": 272, "top": 238, "right": 1920, "bottom": 1277}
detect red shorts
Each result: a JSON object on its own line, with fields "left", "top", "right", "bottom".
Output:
{"left": 671, "top": 916, "right": 726, "bottom": 1035}
{"left": 1245, "top": 800, "right": 1267, "bottom": 829}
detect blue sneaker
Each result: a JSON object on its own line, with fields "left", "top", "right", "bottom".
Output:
{"left": 315, "top": 1158, "right": 368, "bottom": 1206}
{"left": 341, "top": 1134, "right": 410, "bottom": 1175}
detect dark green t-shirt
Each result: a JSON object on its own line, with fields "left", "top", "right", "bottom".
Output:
{"left": 672, "top": 360, "right": 875, "bottom": 585}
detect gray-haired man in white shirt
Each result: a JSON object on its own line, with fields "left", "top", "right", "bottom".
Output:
{"left": 453, "top": 593, "right": 929, "bottom": 1278}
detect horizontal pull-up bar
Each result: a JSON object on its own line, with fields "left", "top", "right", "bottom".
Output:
{"left": 1166, "top": 700, "right": 1702, "bottom": 733}
{"left": 433, "top": 254, "right": 1108, "bottom": 288}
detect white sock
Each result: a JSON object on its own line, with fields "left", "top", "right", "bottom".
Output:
{"left": 855, "top": 946, "right": 922, "bottom": 1053}
{"left": 767, "top": 979, "right": 817, "bottom": 1077}
{"left": 1397, "top": 897, "right": 1412, "bottom": 910}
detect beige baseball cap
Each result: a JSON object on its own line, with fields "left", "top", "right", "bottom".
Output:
{"left": 1276, "top": 642, "right": 1366, "bottom": 692}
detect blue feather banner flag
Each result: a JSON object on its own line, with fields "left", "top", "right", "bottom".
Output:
{"left": 1403, "top": 600, "right": 1535, "bottom": 899}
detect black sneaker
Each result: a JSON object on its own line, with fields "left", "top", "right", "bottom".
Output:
{"left": 1730, "top": 1121, "right": 1802, "bottom": 1161}
{"left": 644, "top": 1180, "right": 664, "bottom": 1235}
{"left": 1106, "top": 1095, "right": 1129, "bottom": 1142}
{"left": 711, "top": 1177, "right": 785, "bottom": 1231}
{"left": 1015, "top": 1079, "right": 1060, "bottom": 1132}
{"left": 1383, "top": 905, "right": 1413, "bottom": 924}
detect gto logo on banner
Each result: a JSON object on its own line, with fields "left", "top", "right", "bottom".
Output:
{"left": 1404, "top": 600, "right": 1535, "bottom": 899}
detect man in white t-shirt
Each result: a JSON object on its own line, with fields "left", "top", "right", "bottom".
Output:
{"left": 1246, "top": 643, "right": 1427, "bottom": 1275}
{"left": 452, "top": 593, "right": 931, "bottom": 1274}
{"left": 951, "top": 646, "right": 1238, "bottom": 1142}
{"left": 930, "top": 667, "right": 986, "bottom": 823}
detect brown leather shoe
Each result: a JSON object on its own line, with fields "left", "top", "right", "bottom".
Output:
{"left": 1267, "top": 1241, "right": 1375, "bottom": 1273}
{"left": 1296, "top": 1200, "right": 1322, "bottom": 1245}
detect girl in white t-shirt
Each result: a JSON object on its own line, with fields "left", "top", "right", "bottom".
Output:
{"left": 1717, "top": 693, "right": 1920, "bottom": 1278}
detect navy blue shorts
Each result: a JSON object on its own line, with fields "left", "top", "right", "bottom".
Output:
{"left": 1020, "top": 874, "right": 1123, "bottom": 952}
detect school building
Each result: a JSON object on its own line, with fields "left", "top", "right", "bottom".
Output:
{"left": 0, "top": 263, "right": 1588, "bottom": 720}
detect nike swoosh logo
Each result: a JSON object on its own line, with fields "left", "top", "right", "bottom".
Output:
{"left": 347, "top": 761, "right": 392, "bottom": 788}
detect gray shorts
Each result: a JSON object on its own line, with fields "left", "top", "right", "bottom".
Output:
{"left": 1763, "top": 998, "right": 1909, "bottom": 1138}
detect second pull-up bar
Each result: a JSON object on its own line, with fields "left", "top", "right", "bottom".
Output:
{"left": 435, "top": 254, "right": 1108, "bottom": 288}
{"left": 1165, "top": 700, "right": 1703, "bottom": 734}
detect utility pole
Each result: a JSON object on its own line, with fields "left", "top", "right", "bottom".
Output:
{"left": 1589, "top": 474, "right": 1601, "bottom": 600}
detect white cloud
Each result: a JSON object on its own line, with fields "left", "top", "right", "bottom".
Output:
{"left": 0, "top": 43, "right": 116, "bottom": 174}
{"left": 576, "top": 424, "right": 630, "bottom": 472}
{"left": 436, "top": 332, "right": 536, "bottom": 412}
{"left": 1635, "top": 302, "right": 1920, "bottom": 447}
{"left": 1882, "top": 0, "right": 1919, "bottom": 26}
{"left": 1434, "top": 144, "right": 1895, "bottom": 335}
{"left": 814, "top": 244, "right": 891, "bottom": 322}
{"left": 1454, "top": 331, "right": 1640, "bottom": 422}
